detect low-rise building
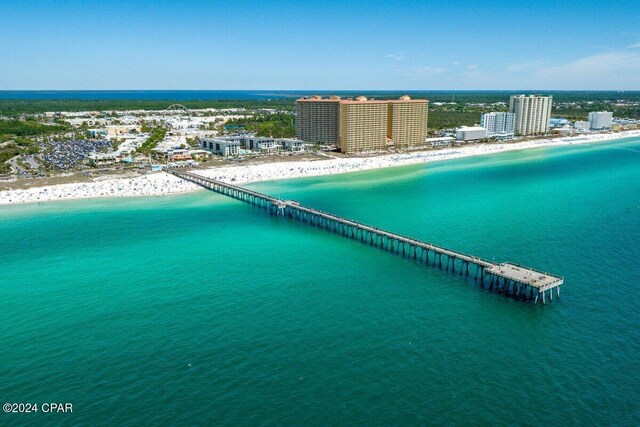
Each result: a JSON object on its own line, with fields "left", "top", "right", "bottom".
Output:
{"left": 425, "top": 136, "right": 455, "bottom": 147}
{"left": 611, "top": 121, "right": 640, "bottom": 131}
{"left": 168, "top": 149, "right": 192, "bottom": 161}
{"left": 204, "top": 135, "right": 305, "bottom": 153}
{"left": 189, "top": 149, "right": 212, "bottom": 160}
{"left": 201, "top": 138, "right": 241, "bottom": 156}
{"left": 555, "top": 125, "right": 576, "bottom": 136}
{"left": 152, "top": 137, "right": 187, "bottom": 160}
{"left": 107, "top": 125, "right": 141, "bottom": 137}
{"left": 456, "top": 126, "right": 487, "bottom": 142}
{"left": 280, "top": 138, "right": 305, "bottom": 152}
{"left": 246, "top": 136, "right": 305, "bottom": 152}
{"left": 88, "top": 152, "right": 118, "bottom": 166}
{"left": 549, "top": 118, "right": 570, "bottom": 128}
{"left": 574, "top": 121, "right": 590, "bottom": 132}
{"left": 88, "top": 128, "right": 108, "bottom": 138}
{"left": 66, "top": 117, "right": 108, "bottom": 127}
{"left": 245, "top": 137, "right": 279, "bottom": 153}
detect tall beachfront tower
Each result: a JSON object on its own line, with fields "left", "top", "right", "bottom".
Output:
{"left": 339, "top": 96, "right": 389, "bottom": 153}
{"left": 387, "top": 96, "right": 429, "bottom": 150}
{"left": 297, "top": 95, "right": 429, "bottom": 154}
{"left": 295, "top": 96, "right": 341, "bottom": 145}
{"left": 509, "top": 95, "right": 553, "bottom": 135}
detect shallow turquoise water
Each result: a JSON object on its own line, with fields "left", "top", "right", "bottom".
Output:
{"left": 1, "top": 139, "right": 639, "bottom": 425}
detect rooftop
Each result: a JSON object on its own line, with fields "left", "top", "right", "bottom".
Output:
{"left": 458, "top": 126, "right": 487, "bottom": 131}
{"left": 297, "top": 95, "right": 428, "bottom": 104}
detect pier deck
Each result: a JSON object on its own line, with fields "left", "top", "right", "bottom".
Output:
{"left": 171, "top": 170, "right": 563, "bottom": 304}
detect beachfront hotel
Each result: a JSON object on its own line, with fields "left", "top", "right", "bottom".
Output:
{"left": 456, "top": 126, "right": 487, "bottom": 141}
{"left": 296, "top": 95, "right": 429, "bottom": 154}
{"left": 339, "top": 97, "right": 389, "bottom": 153}
{"left": 388, "top": 95, "right": 429, "bottom": 149}
{"left": 481, "top": 112, "right": 515, "bottom": 138}
{"left": 588, "top": 111, "right": 613, "bottom": 130}
{"left": 509, "top": 95, "right": 553, "bottom": 135}
{"left": 295, "top": 96, "right": 341, "bottom": 145}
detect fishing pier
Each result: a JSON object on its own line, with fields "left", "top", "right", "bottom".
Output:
{"left": 171, "top": 170, "right": 563, "bottom": 304}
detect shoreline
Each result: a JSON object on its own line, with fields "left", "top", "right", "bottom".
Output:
{"left": 1, "top": 130, "right": 639, "bottom": 206}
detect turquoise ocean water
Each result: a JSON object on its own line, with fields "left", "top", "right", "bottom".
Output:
{"left": 1, "top": 139, "right": 639, "bottom": 425}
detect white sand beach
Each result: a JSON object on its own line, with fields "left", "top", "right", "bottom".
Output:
{"left": 1, "top": 130, "right": 639, "bottom": 206}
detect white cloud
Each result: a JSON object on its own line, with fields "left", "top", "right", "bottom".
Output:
{"left": 451, "top": 61, "right": 460, "bottom": 66}
{"left": 385, "top": 53, "right": 406, "bottom": 61}
{"left": 402, "top": 51, "right": 640, "bottom": 90}
{"left": 628, "top": 42, "right": 640, "bottom": 48}
{"left": 534, "top": 51, "right": 640, "bottom": 87}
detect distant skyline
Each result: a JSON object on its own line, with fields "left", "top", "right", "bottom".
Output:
{"left": 2, "top": 0, "right": 640, "bottom": 90}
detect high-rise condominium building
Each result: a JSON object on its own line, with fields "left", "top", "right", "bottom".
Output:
{"left": 588, "top": 111, "right": 612, "bottom": 130}
{"left": 296, "top": 95, "right": 429, "bottom": 154}
{"left": 509, "top": 95, "right": 553, "bottom": 135}
{"left": 387, "top": 95, "right": 429, "bottom": 150}
{"left": 295, "top": 96, "right": 341, "bottom": 144}
{"left": 481, "top": 112, "right": 515, "bottom": 137}
{"left": 339, "top": 97, "right": 389, "bottom": 153}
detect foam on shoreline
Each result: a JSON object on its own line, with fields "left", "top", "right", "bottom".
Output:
{"left": 2, "top": 131, "right": 639, "bottom": 206}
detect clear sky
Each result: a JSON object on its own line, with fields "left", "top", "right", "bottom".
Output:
{"left": 2, "top": 0, "right": 640, "bottom": 90}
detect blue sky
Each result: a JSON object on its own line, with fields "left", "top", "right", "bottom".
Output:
{"left": 2, "top": 0, "right": 640, "bottom": 90}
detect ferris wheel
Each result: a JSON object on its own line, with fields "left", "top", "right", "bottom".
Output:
{"left": 164, "top": 104, "right": 192, "bottom": 119}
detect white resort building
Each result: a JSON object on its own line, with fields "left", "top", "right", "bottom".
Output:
{"left": 509, "top": 95, "right": 553, "bottom": 135}
{"left": 456, "top": 126, "right": 487, "bottom": 141}
{"left": 588, "top": 112, "right": 613, "bottom": 131}
{"left": 574, "top": 121, "right": 590, "bottom": 132}
{"left": 481, "top": 112, "right": 515, "bottom": 138}
{"left": 201, "top": 135, "right": 305, "bottom": 155}
{"left": 201, "top": 138, "right": 241, "bottom": 156}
